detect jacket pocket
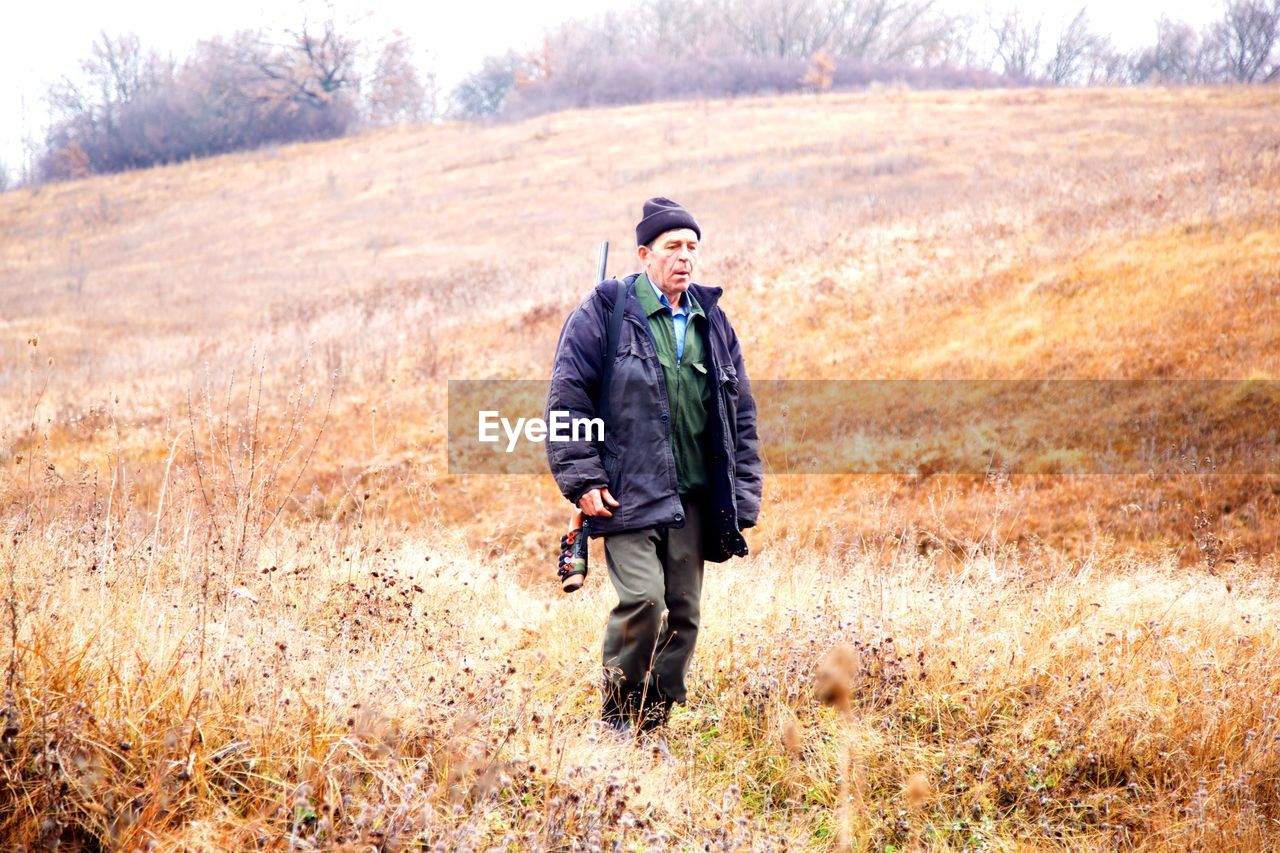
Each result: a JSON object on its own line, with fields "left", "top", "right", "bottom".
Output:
{"left": 614, "top": 338, "right": 656, "bottom": 382}
{"left": 617, "top": 330, "right": 654, "bottom": 360}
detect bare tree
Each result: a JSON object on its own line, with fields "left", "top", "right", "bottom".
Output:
{"left": 87, "top": 31, "right": 150, "bottom": 108}
{"left": 714, "top": 0, "right": 953, "bottom": 64}
{"left": 835, "top": 0, "right": 957, "bottom": 64}
{"left": 1043, "top": 9, "right": 1119, "bottom": 84}
{"left": 46, "top": 32, "right": 160, "bottom": 138}
{"left": 366, "top": 31, "right": 433, "bottom": 125}
{"left": 191, "top": 27, "right": 358, "bottom": 145}
{"left": 928, "top": 12, "right": 986, "bottom": 67}
{"left": 720, "top": 0, "right": 826, "bottom": 58}
{"left": 1131, "top": 17, "right": 1213, "bottom": 83}
{"left": 38, "top": 22, "right": 361, "bottom": 181}
{"left": 630, "top": 0, "right": 722, "bottom": 58}
{"left": 989, "top": 7, "right": 1042, "bottom": 80}
{"left": 298, "top": 20, "right": 360, "bottom": 97}
{"left": 1210, "top": 0, "right": 1280, "bottom": 81}
{"left": 42, "top": 31, "right": 175, "bottom": 176}
{"left": 253, "top": 18, "right": 360, "bottom": 112}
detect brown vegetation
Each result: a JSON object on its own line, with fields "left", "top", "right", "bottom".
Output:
{"left": 1, "top": 86, "right": 1279, "bottom": 847}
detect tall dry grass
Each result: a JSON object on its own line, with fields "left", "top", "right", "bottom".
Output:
{"left": 4, "top": 461, "right": 1280, "bottom": 847}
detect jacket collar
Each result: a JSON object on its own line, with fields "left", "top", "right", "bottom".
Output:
{"left": 636, "top": 272, "right": 706, "bottom": 319}
{"left": 687, "top": 282, "right": 723, "bottom": 312}
{"left": 596, "top": 275, "right": 724, "bottom": 313}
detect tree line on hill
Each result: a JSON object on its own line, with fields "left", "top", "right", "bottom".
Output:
{"left": 10, "top": 0, "right": 1280, "bottom": 186}
{"left": 456, "top": 0, "right": 1280, "bottom": 118}
{"left": 22, "top": 23, "right": 434, "bottom": 184}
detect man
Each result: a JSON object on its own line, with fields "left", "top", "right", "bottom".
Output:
{"left": 545, "top": 197, "right": 762, "bottom": 745}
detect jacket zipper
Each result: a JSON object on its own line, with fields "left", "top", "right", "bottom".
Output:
{"left": 672, "top": 344, "right": 681, "bottom": 487}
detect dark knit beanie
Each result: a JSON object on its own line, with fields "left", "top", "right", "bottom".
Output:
{"left": 635, "top": 197, "right": 701, "bottom": 247}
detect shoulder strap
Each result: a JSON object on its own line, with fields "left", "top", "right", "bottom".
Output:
{"left": 597, "top": 276, "right": 631, "bottom": 425}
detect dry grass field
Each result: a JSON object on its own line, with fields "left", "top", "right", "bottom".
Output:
{"left": 1, "top": 86, "right": 1279, "bottom": 849}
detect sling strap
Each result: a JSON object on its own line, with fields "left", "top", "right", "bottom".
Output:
{"left": 585, "top": 276, "right": 633, "bottom": 536}
{"left": 597, "top": 275, "right": 634, "bottom": 426}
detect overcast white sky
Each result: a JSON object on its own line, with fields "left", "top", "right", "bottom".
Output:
{"left": 1, "top": 0, "right": 1221, "bottom": 179}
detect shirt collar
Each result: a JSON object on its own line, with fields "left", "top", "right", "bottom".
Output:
{"left": 638, "top": 272, "right": 703, "bottom": 318}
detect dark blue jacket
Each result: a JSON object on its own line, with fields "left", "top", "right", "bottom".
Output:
{"left": 545, "top": 274, "right": 762, "bottom": 562}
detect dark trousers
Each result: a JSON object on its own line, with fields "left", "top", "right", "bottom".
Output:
{"left": 601, "top": 494, "right": 705, "bottom": 728}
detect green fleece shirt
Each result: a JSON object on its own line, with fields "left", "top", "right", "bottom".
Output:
{"left": 636, "top": 272, "right": 711, "bottom": 494}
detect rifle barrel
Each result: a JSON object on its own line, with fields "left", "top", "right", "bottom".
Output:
{"left": 595, "top": 241, "right": 609, "bottom": 283}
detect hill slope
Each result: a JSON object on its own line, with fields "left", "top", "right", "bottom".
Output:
{"left": 3, "top": 86, "right": 1277, "bottom": 560}
{"left": 1, "top": 87, "right": 1280, "bottom": 849}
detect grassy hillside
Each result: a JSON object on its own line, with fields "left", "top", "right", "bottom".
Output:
{"left": 1, "top": 87, "right": 1279, "bottom": 848}
{"left": 3, "top": 86, "right": 1278, "bottom": 562}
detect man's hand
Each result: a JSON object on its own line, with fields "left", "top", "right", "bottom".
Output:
{"left": 577, "top": 487, "right": 620, "bottom": 518}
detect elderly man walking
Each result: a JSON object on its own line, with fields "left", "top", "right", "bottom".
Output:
{"left": 545, "top": 197, "right": 762, "bottom": 746}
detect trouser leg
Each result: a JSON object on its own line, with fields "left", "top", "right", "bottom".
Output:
{"left": 652, "top": 496, "right": 704, "bottom": 706}
{"left": 601, "top": 495, "right": 706, "bottom": 727}
{"left": 602, "top": 525, "right": 665, "bottom": 723}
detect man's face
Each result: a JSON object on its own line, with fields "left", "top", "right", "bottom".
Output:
{"left": 638, "top": 228, "right": 699, "bottom": 294}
